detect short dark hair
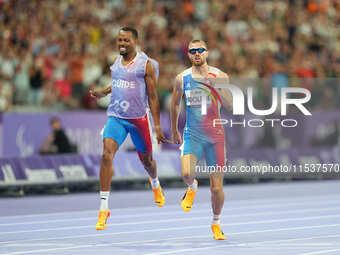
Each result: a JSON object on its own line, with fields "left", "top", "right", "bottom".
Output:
{"left": 120, "top": 27, "right": 138, "bottom": 39}
{"left": 50, "top": 116, "right": 60, "bottom": 125}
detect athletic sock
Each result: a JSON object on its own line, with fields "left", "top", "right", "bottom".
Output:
{"left": 212, "top": 214, "right": 221, "bottom": 225}
{"left": 100, "top": 191, "right": 110, "bottom": 211}
{"left": 189, "top": 179, "right": 198, "bottom": 191}
{"left": 151, "top": 177, "right": 160, "bottom": 189}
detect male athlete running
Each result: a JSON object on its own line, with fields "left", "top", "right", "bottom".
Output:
{"left": 90, "top": 27, "right": 166, "bottom": 230}
{"left": 170, "top": 39, "right": 231, "bottom": 240}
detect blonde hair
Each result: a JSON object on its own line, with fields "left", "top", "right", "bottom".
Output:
{"left": 188, "top": 39, "right": 207, "bottom": 49}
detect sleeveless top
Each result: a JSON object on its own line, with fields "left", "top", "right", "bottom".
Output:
{"left": 107, "top": 51, "right": 159, "bottom": 119}
{"left": 182, "top": 66, "right": 224, "bottom": 142}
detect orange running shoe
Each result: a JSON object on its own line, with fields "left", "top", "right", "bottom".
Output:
{"left": 95, "top": 210, "right": 110, "bottom": 230}
{"left": 211, "top": 224, "right": 226, "bottom": 240}
{"left": 149, "top": 178, "right": 165, "bottom": 207}
{"left": 181, "top": 181, "right": 198, "bottom": 212}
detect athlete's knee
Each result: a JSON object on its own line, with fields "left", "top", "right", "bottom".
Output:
{"left": 141, "top": 153, "right": 153, "bottom": 168}
{"left": 102, "top": 149, "right": 115, "bottom": 164}
{"left": 143, "top": 159, "right": 153, "bottom": 168}
{"left": 210, "top": 184, "right": 223, "bottom": 195}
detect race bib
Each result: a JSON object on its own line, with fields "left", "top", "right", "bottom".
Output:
{"left": 185, "top": 89, "right": 212, "bottom": 107}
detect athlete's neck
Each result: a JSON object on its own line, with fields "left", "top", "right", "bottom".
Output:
{"left": 122, "top": 51, "right": 137, "bottom": 65}
{"left": 192, "top": 63, "right": 209, "bottom": 76}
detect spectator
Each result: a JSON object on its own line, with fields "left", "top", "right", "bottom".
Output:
{"left": 0, "top": 80, "right": 12, "bottom": 112}
{"left": 271, "top": 61, "right": 289, "bottom": 92}
{"left": 39, "top": 117, "right": 74, "bottom": 154}
{"left": 14, "top": 62, "right": 30, "bottom": 105}
{"left": 29, "top": 62, "right": 44, "bottom": 105}
{"left": 0, "top": 0, "right": 338, "bottom": 112}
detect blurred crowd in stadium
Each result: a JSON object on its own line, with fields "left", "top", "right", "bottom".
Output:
{"left": 0, "top": 0, "right": 339, "bottom": 112}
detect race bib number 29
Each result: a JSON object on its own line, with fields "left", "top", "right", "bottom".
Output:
{"left": 112, "top": 99, "right": 130, "bottom": 112}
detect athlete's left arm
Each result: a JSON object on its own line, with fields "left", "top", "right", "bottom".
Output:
{"left": 217, "top": 71, "right": 233, "bottom": 110}
{"left": 145, "top": 60, "right": 166, "bottom": 143}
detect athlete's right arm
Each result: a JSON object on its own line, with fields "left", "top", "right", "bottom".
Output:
{"left": 89, "top": 56, "right": 118, "bottom": 99}
{"left": 170, "top": 74, "right": 183, "bottom": 144}
{"left": 89, "top": 86, "right": 111, "bottom": 99}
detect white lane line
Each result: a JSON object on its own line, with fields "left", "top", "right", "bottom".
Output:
{"left": 1, "top": 211, "right": 340, "bottom": 235}
{"left": 1, "top": 193, "right": 339, "bottom": 220}
{"left": 298, "top": 249, "right": 340, "bottom": 255}
{"left": 144, "top": 234, "right": 340, "bottom": 255}
{"left": 2, "top": 198, "right": 340, "bottom": 227}
{"left": 265, "top": 243, "right": 339, "bottom": 247}
{"left": 2, "top": 231, "right": 340, "bottom": 255}
{"left": 1, "top": 213, "right": 340, "bottom": 245}
{"left": 1, "top": 204, "right": 340, "bottom": 232}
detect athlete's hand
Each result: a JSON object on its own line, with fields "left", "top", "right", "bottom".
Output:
{"left": 172, "top": 130, "right": 182, "bottom": 145}
{"left": 155, "top": 126, "right": 167, "bottom": 144}
{"left": 89, "top": 88, "right": 105, "bottom": 99}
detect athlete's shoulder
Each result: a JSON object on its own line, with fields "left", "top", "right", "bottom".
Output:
{"left": 147, "top": 57, "right": 159, "bottom": 69}
{"left": 139, "top": 51, "right": 148, "bottom": 58}
{"left": 139, "top": 51, "right": 158, "bottom": 67}
{"left": 209, "top": 66, "right": 229, "bottom": 79}
{"left": 136, "top": 51, "right": 150, "bottom": 65}
{"left": 176, "top": 67, "right": 192, "bottom": 81}
{"left": 109, "top": 55, "right": 120, "bottom": 69}
{"left": 140, "top": 51, "right": 157, "bottom": 63}
{"left": 142, "top": 52, "right": 159, "bottom": 79}
{"left": 182, "top": 67, "right": 192, "bottom": 76}
{"left": 173, "top": 67, "right": 189, "bottom": 90}
{"left": 175, "top": 67, "right": 192, "bottom": 83}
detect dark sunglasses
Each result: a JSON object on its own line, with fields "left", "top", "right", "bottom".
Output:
{"left": 188, "top": 48, "right": 207, "bottom": 54}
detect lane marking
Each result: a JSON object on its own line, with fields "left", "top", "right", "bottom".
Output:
{"left": 1, "top": 193, "right": 339, "bottom": 220}
{"left": 2, "top": 217, "right": 340, "bottom": 245}
{"left": 144, "top": 235, "right": 340, "bottom": 255}
{"left": 2, "top": 198, "right": 340, "bottom": 226}
{"left": 298, "top": 249, "right": 340, "bottom": 255}
{"left": 2, "top": 211, "right": 340, "bottom": 235}
{"left": 2, "top": 205, "right": 340, "bottom": 231}
{"left": 2, "top": 232, "right": 340, "bottom": 255}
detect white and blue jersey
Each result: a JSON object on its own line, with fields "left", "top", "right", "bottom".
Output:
{"left": 181, "top": 67, "right": 226, "bottom": 166}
